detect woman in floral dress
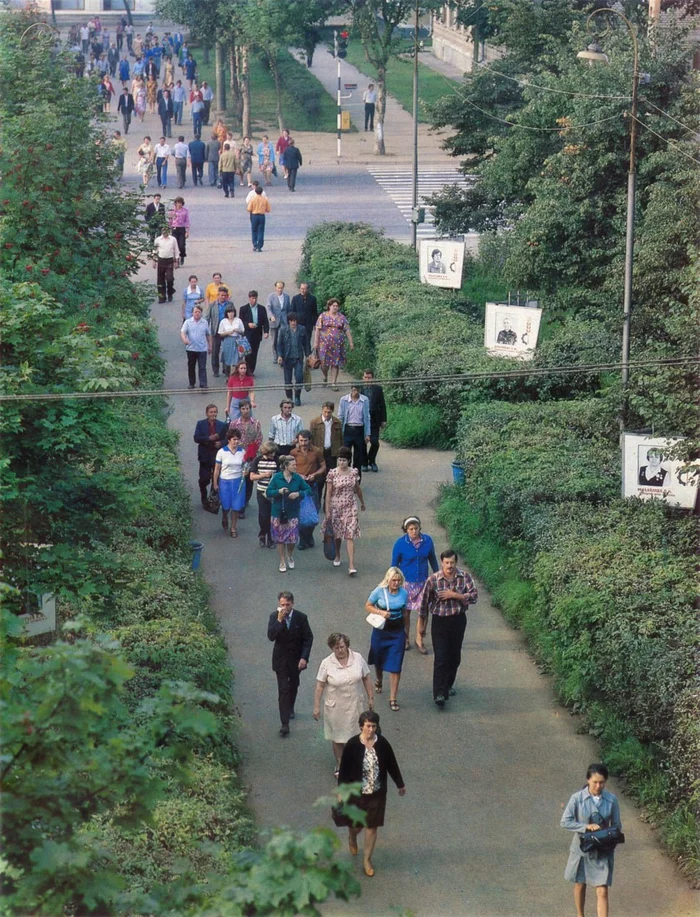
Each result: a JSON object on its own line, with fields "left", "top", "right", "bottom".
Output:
{"left": 325, "top": 447, "right": 365, "bottom": 575}
{"left": 146, "top": 74, "right": 158, "bottom": 113}
{"left": 133, "top": 77, "right": 147, "bottom": 121}
{"left": 314, "top": 298, "right": 354, "bottom": 391}
{"left": 239, "top": 136, "right": 254, "bottom": 186}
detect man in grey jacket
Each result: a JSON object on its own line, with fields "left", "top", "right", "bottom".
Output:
{"left": 205, "top": 132, "right": 220, "bottom": 187}
{"left": 266, "top": 280, "right": 290, "bottom": 364}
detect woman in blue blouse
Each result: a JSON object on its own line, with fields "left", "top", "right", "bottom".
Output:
{"left": 364, "top": 567, "right": 408, "bottom": 711}
{"left": 561, "top": 763, "right": 622, "bottom": 917}
{"left": 390, "top": 516, "right": 438, "bottom": 653}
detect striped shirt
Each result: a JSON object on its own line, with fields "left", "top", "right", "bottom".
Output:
{"left": 269, "top": 412, "right": 303, "bottom": 446}
{"left": 250, "top": 454, "right": 279, "bottom": 493}
{"left": 419, "top": 568, "right": 478, "bottom": 618}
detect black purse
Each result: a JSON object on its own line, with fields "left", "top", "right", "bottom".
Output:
{"left": 580, "top": 809, "right": 625, "bottom": 853}
{"left": 279, "top": 497, "right": 288, "bottom": 525}
{"left": 205, "top": 487, "right": 220, "bottom": 514}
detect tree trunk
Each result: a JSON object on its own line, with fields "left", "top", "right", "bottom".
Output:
{"left": 240, "top": 45, "right": 251, "bottom": 140}
{"left": 215, "top": 41, "right": 226, "bottom": 116}
{"left": 267, "top": 51, "right": 284, "bottom": 134}
{"left": 229, "top": 44, "right": 237, "bottom": 93}
{"left": 233, "top": 45, "right": 244, "bottom": 126}
{"left": 121, "top": 0, "right": 133, "bottom": 28}
{"left": 374, "top": 66, "right": 386, "bottom": 155}
{"left": 202, "top": 43, "right": 210, "bottom": 65}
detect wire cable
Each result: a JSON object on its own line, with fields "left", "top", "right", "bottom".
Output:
{"left": 453, "top": 94, "right": 622, "bottom": 132}
{"left": 639, "top": 96, "right": 700, "bottom": 138}
{"left": 0, "top": 357, "right": 697, "bottom": 404}
{"left": 631, "top": 113, "right": 700, "bottom": 166}
{"left": 472, "top": 57, "right": 632, "bottom": 102}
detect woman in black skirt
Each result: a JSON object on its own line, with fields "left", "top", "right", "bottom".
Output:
{"left": 337, "top": 710, "right": 406, "bottom": 877}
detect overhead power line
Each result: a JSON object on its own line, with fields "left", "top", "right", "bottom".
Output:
{"left": 0, "top": 358, "right": 697, "bottom": 404}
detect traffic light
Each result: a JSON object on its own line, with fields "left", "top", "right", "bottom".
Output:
{"left": 336, "top": 30, "right": 349, "bottom": 59}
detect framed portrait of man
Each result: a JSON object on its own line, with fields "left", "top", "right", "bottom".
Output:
{"left": 484, "top": 302, "right": 542, "bottom": 360}
{"left": 622, "top": 434, "right": 699, "bottom": 509}
{"left": 419, "top": 239, "right": 464, "bottom": 289}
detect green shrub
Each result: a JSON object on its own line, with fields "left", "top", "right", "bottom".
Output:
{"left": 382, "top": 404, "right": 454, "bottom": 449}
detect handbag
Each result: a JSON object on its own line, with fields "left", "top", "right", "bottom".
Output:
{"left": 303, "top": 360, "right": 313, "bottom": 392}
{"left": 279, "top": 497, "right": 288, "bottom": 525}
{"left": 366, "top": 587, "right": 389, "bottom": 630}
{"left": 299, "top": 493, "right": 319, "bottom": 527}
{"left": 216, "top": 172, "right": 223, "bottom": 189}
{"left": 235, "top": 333, "right": 252, "bottom": 356}
{"left": 331, "top": 804, "right": 351, "bottom": 828}
{"left": 205, "top": 486, "right": 220, "bottom": 514}
{"left": 323, "top": 517, "right": 336, "bottom": 561}
{"left": 306, "top": 349, "right": 321, "bottom": 370}
{"left": 580, "top": 826, "right": 625, "bottom": 853}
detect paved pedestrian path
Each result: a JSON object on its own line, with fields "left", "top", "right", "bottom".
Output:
{"left": 123, "top": 58, "right": 698, "bottom": 916}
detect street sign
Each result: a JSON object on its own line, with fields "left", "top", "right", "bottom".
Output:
{"left": 344, "top": 83, "right": 357, "bottom": 90}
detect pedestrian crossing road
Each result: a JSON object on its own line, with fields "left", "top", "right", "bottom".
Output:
{"left": 367, "top": 167, "right": 475, "bottom": 239}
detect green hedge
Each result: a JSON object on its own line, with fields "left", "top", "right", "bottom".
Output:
{"left": 439, "top": 398, "right": 700, "bottom": 880}
{"left": 299, "top": 223, "right": 615, "bottom": 448}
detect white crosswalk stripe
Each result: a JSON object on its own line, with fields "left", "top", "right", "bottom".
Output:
{"left": 367, "top": 168, "right": 475, "bottom": 238}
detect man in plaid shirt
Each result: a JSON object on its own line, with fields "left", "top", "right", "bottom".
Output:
{"left": 418, "top": 550, "right": 478, "bottom": 708}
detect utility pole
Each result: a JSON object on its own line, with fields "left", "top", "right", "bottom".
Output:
{"left": 215, "top": 42, "right": 226, "bottom": 115}
{"left": 410, "top": 2, "right": 420, "bottom": 250}
{"left": 334, "top": 30, "right": 349, "bottom": 162}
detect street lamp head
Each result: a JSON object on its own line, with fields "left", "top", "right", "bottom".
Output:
{"left": 577, "top": 42, "right": 610, "bottom": 65}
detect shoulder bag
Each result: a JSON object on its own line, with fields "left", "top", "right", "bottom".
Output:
{"left": 366, "top": 587, "right": 389, "bottom": 630}
{"left": 580, "top": 808, "right": 625, "bottom": 853}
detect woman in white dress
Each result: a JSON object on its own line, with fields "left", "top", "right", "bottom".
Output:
{"left": 313, "top": 633, "right": 374, "bottom": 778}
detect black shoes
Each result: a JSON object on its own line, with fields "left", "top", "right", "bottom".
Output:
{"left": 361, "top": 465, "right": 369, "bottom": 472}
{"left": 435, "top": 695, "right": 446, "bottom": 708}
{"left": 279, "top": 724, "right": 290, "bottom": 737}
{"left": 449, "top": 688, "right": 456, "bottom": 696}
{"left": 371, "top": 464, "right": 379, "bottom": 472}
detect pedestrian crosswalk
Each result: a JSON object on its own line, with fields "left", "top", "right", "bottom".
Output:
{"left": 366, "top": 168, "right": 475, "bottom": 239}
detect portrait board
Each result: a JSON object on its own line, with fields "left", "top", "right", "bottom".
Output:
{"left": 622, "top": 433, "right": 699, "bottom": 509}
{"left": 484, "top": 302, "right": 542, "bottom": 360}
{"left": 419, "top": 239, "right": 465, "bottom": 289}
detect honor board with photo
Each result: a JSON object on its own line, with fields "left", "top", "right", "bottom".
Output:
{"left": 622, "top": 433, "right": 699, "bottom": 509}
{"left": 484, "top": 302, "right": 542, "bottom": 360}
{"left": 419, "top": 239, "right": 464, "bottom": 289}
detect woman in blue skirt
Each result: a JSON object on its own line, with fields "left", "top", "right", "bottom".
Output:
{"left": 212, "top": 428, "right": 246, "bottom": 538}
{"left": 365, "top": 567, "right": 408, "bottom": 712}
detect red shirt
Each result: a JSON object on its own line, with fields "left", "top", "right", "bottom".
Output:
{"left": 227, "top": 374, "right": 255, "bottom": 399}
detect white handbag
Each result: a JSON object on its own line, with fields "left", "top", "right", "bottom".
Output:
{"left": 366, "top": 588, "right": 389, "bottom": 630}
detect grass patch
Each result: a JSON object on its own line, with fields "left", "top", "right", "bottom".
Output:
{"left": 190, "top": 49, "right": 336, "bottom": 134}
{"left": 383, "top": 404, "right": 454, "bottom": 450}
{"left": 342, "top": 40, "right": 459, "bottom": 122}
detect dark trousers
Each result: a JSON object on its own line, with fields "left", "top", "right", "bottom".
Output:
{"left": 367, "top": 420, "right": 381, "bottom": 465}
{"left": 343, "top": 424, "right": 366, "bottom": 475}
{"left": 191, "top": 161, "right": 204, "bottom": 185}
{"left": 257, "top": 488, "right": 272, "bottom": 539}
{"left": 364, "top": 102, "right": 375, "bottom": 131}
{"left": 299, "top": 483, "right": 319, "bottom": 547}
{"left": 287, "top": 168, "right": 298, "bottom": 191}
{"left": 208, "top": 161, "right": 218, "bottom": 186}
{"left": 187, "top": 351, "right": 208, "bottom": 388}
{"left": 431, "top": 613, "right": 467, "bottom": 700}
{"left": 203, "top": 99, "right": 211, "bottom": 123}
{"left": 276, "top": 665, "right": 300, "bottom": 726}
{"left": 211, "top": 333, "right": 222, "bottom": 376}
{"left": 199, "top": 458, "right": 215, "bottom": 502}
{"left": 172, "top": 226, "right": 186, "bottom": 263}
{"left": 156, "top": 257, "right": 175, "bottom": 301}
{"left": 222, "top": 171, "right": 235, "bottom": 196}
{"left": 175, "top": 158, "right": 187, "bottom": 187}
{"left": 283, "top": 358, "right": 304, "bottom": 400}
{"left": 245, "top": 333, "right": 262, "bottom": 373}
{"left": 250, "top": 213, "right": 266, "bottom": 251}
{"left": 117, "top": 33, "right": 123, "bottom": 51}
{"left": 122, "top": 111, "right": 131, "bottom": 133}
{"left": 192, "top": 111, "right": 202, "bottom": 138}
{"left": 160, "top": 115, "right": 172, "bottom": 138}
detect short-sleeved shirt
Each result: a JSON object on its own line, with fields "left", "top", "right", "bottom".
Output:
{"left": 290, "top": 445, "right": 323, "bottom": 479}
{"left": 367, "top": 586, "right": 408, "bottom": 623}
{"left": 215, "top": 445, "right": 244, "bottom": 480}
{"left": 249, "top": 453, "right": 279, "bottom": 493}
{"left": 227, "top": 374, "right": 255, "bottom": 400}
{"left": 181, "top": 316, "right": 209, "bottom": 352}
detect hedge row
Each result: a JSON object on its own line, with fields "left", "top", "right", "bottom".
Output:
{"left": 439, "top": 399, "right": 699, "bottom": 880}
{"left": 299, "top": 223, "right": 617, "bottom": 448}
{"left": 275, "top": 49, "right": 327, "bottom": 122}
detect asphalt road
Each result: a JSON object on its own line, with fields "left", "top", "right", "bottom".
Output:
{"left": 125, "top": 67, "right": 698, "bottom": 917}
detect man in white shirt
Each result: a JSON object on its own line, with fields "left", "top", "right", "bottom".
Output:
{"left": 338, "top": 384, "right": 371, "bottom": 477}
{"left": 201, "top": 81, "right": 214, "bottom": 125}
{"left": 152, "top": 224, "right": 179, "bottom": 303}
{"left": 363, "top": 82, "right": 377, "bottom": 131}
{"left": 180, "top": 305, "right": 212, "bottom": 390}
{"left": 173, "top": 135, "right": 189, "bottom": 188}
{"left": 172, "top": 80, "right": 186, "bottom": 125}
{"left": 245, "top": 180, "right": 267, "bottom": 205}
{"left": 153, "top": 137, "right": 171, "bottom": 188}
{"left": 80, "top": 24, "right": 89, "bottom": 53}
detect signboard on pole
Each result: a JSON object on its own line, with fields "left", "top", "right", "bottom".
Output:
{"left": 418, "top": 239, "right": 464, "bottom": 289}
{"left": 484, "top": 301, "right": 542, "bottom": 360}
{"left": 621, "top": 434, "right": 699, "bottom": 509}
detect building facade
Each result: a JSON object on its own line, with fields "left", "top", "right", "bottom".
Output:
{"left": 431, "top": 4, "right": 502, "bottom": 74}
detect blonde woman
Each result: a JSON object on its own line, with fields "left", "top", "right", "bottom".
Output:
{"left": 364, "top": 567, "right": 408, "bottom": 712}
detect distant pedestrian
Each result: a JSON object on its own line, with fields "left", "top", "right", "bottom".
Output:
{"left": 180, "top": 304, "right": 212, "bottom": 389}
{"left": 239, "top": 136, "right": 254, "bottom": 186}
{"left": 182, "top": 274, "right": 204, "bottom": 320}
{"left": 239, "top": 290, "right": 269, "bottom": 373}
{"left": 153, "top": 224, "right": 178, "bottom": 303}
{"left": 212, "top": 428, "right": 246, "bottom": 537}
{"left": 229, "top": 399, "right": 262, "bottom": 511}
{"left": 314, "top": 298, "right": 354, "bottom": 390}
{"left": 361, "top": 369, "right": 387, "bottom": 473}
{"left": 144, "top": 193, "right": 165, "bottom": 243}
{"left": 205, "top": 132, "right": 220, "bottom": 186}
{"left": 153, "top": 136, "right": 171, "bottom": 188}
{"left": 267, "top": 591, "right": 313, "bottom": 735}
{"left": 201, "top": 80, "right": 214, "bottom": 124}
{"left": 184, "top": 53, "right": 197, "bottom": 89}
{"left": 219, "top": 142, "right": 237, "bottom": 198}
{"left": 205, "top": 272, "right": 225, "bottom": 312}
{"left": 269, "top": 399, "right": 303, "bottom": 458}
{"left": 290, "top": 282, "right": 318, "bottom": 340}
{"left": 417, "top": 550, "right": 478, "bottom": 708}
{"left": 218, "top": 304, "right": 246, "bottom": 378}
{"left": 313, "top": 633, "right": 373, "bottom": 777}
{"left": 277, "top": 313, "right": 311, "bottom": 406}
{"left": 284, "top": 138, "right": 302, "bottom": 191}
{"left": 561, "top": 763, "right": 622, "bottom": 917}
{"left": 249, "top": 441, "right": 280, "bottom": 548}
{"left": 338, "top": 384, "right": 371, "bottom": 477}
{"left": 266, "top": 457, "right": 312, "bottom": 574}
{"left": 208, "top": 286, "right": 234, "bottom": 379}
{"left": 276, "top": 128, "right": 291, "bottom": 177}
{"left": 246, "top": 186, "right": 271, "bottom": 252}
{"left": 118, "top": 54, "right": 130, "bottom": 87}
{"left": 257, "top": 135, "right": 275, "bottom": 185}
{"left": 193, "top": 403, "right": 227, "bottom": 509}
{"left": 172, "top": 79, "right": 185, "bottom": 124}
{"left": 324, "top": 446, "right": 365, "bottom": 575}
{"left": 188, "top": 135, "right": 206, "bottom": 186}
{"left": 191, "top": 94, "right": 204, "bottom": 139}
{"left": 169, "top": 196, "right": 190, "bottom": 265}
{"left": 157, "top": 89, "right": 173, "bottom": 138}
{"left": 363, "top": 83, "right": 376, "bottom": 131}
{"left": 117, "top": 85, "right": 134, "bottom": 132}
{"left": 267, "top": 280, "right": 290, "bottom": 363}
{"left": 173, "top": 135, "right": 189, "bottom": 188}
{"left": 365, "top": 567, "right": 408, "bottom": 711}
{"left": 391, "top": 516, "right": 438, "bottom": 652}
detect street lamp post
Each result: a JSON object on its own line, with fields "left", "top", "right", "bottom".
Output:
{"left": 411, "top": 1, "right": 420, "bottom": 250}
{"left": 578, "top": 8, "right": 639, "bottom": 426}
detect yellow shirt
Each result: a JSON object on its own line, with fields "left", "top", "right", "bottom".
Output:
{"left": 247, "top": 195, "right": 271, "bottom": 215}
{"left": 206, "top": 281, "right": 225, "bottom": 305}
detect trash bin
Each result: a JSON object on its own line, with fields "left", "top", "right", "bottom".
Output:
{"left": 451, "top": 461, "right": 465, "bottom": 485}
{"left": 188, "top": 540, "right": 204, "bottom": 571}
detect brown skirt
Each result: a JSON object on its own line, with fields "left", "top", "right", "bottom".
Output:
{"left": 351, "top": 791, "right": 387, "bottom": 829}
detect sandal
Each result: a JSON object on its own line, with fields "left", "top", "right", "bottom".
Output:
{"left": 405, "top": 638, "right": 411, "bottom": 650}
{"left": 230, "top": 529, "right": 238, "bottom": 538}
{"left": 374, "top": 678, "right": 383, "bottom": 693}
{"left": 389, "top": 699, "right": 400, "bottom": 712}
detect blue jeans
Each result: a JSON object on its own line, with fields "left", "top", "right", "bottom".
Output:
{"left": 192, "top": 111, "right": 202, "bottom": 138}
{"left": 155, "top": 156, "right": 168, "bottom": 187}
{"left": 250, "top": 213, "right": 266, "bottom": 251}
{"left": 173, "top": 100, "right": 183, "bottom": 124}
{"left": 282, "top": 358, "right": 304, "bottom": 400}
{"left": 208, "top": 161, "right": 218, "bottom": 186}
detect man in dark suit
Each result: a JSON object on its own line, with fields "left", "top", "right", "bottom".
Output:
{"left": 267, "top": 590, "right": 313, "bottom": 736}
{"left": 188, "top": 136, "right": 206, "bottom": 187}
{"left": 239, "top": 289, "right": 269, "bottom": 374}
{"left": 193, "top": 404, "right": 227, "bottom": 508}
{"left": 361, "top": 369, "right": 387, "bottom": 473}
{"left": 144, "top": 193, "right": 166, "bottom": 243}
{"left": 290, "top": 282, "right": 318, "bottom": 340}
{"left": 277, "top": 313, "right": 310, "bottom": 406}
{"left": 116, "top": 86, "right": 134, "bottom": 134}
